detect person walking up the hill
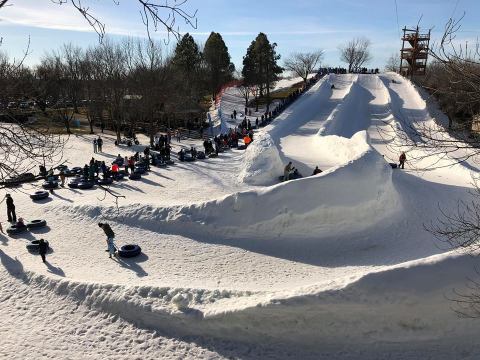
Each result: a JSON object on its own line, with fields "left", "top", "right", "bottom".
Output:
{"left": 38, "top": 238, "right": 48, "bottom": 263}
{"left": 399, "top": 152, "right": 406, "bottom": 169}
{"left": 98, "top": 222, "right": 116, "bottom": 258}
{"left": 93, "top": 138, "right": 98, "bottom": 153}
{"left": 5, "top": 194, "right": 16, "bottom": 223}
{"left": 97, "top": 137, "right": 103, "bottom": 152}
{"left": 284, "top": 162, "right": 294, "bottom": 181}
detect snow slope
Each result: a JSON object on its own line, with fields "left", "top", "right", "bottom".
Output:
{"left": 2, "top": 73, "right": 480, "bottom": 359}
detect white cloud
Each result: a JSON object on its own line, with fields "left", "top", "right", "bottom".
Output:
{"left": 0, "top": 1, "right": 93, "bottom": 32}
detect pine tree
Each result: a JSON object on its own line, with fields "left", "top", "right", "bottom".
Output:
{"left": 203, "top": 32, "right": 234, "bottom": 100}
{"left": 242, "top": 33, "right": 283, "bottom": 111}
{"left": 172, "top": 33, "right": 202, "bottom": 84}
{"left": 242, "top": 40, "right": 257, "bottom": 87}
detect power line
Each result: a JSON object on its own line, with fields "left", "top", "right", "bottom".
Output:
{"left": 394, "top": 0, "right": 401, "bottom": 38}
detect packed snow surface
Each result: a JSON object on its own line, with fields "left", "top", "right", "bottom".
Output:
{"left": 2, "top": 73, "right": 480, "bottom": 359}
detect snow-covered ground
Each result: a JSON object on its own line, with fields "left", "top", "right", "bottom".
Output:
{"left": 2, "top": 72, "right": 480, "bottom": 359}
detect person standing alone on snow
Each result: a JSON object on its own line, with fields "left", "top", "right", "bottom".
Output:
{"left": 98, "top": 222, "right": 116, "bottom": 258}
{"left": 38, "top": 238, "right": 48, "bottom": 263}
{"left": 5, "top": 194, "right": 16, "bottom": 223}
{"left": 93, "top": 138, "right": 98, "bottom": 153}
{"left": 399, "top": 152, "right": 406, "bottom": 169}
{"left": 59, "top": 169, "right": 66, "bottom": 187}
{"left": 97, "top": 137, "right": 103, "bottom": 152}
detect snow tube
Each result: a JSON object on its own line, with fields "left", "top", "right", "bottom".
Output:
{"left": 134, "top": 167, "right": 146, "bottom": 175}
{"left": 77, "top": 181, "right": 94, "bottom": 189}
{"left": 113, "top": 173, "right": 125, "bottom": 181}
{"left": 30, "top": 191, "right": 49, "bottom": 201}
{"left": 185, "top": 156, "right": 195, "bottom": 162}
{"left": 118, "top": 244, "right": 142, "bottom": 258}
{"left": 68, "top": 180, "right": 80, "bottom": 188}
{"left": 6, "top": 224, "right": 27, "bottom": 235}
{"left": 97, "top": 178, "right": 113, "bottom": 186}
{"left": 166, "top": 160, "right": 175, "bottom": 165}
{"left": 237, "top": 145, "right": 247, "bottom": 150}
{"left": 129, "top": 173, "right": 141, "bottom": 180}
{"left": 208, "top": 153, "right": 218, "bottom": 158}
{"left": 64, "top": 169, "right": 76, "bottom": 177}
{"left": 71, "top": 167, "right": 82, "bottom": 174}
{"left": 56, "top": 165, "right": 68, "bottom": 171}
{"left": 26, "top": 219, "right": 47, "bottom": 229}
{"left": 389, "top": 163, "right": 398, "bottom": 169}
{"left": 197, "top": 151, "right": 206, "bottom": 160}
{"left": 26, "top": 239, "right": 49, "bottom": 252}
{"left": 42, "top": 181, "right": 58, "bottom": 190}
{"left": 157, "top": 162, "right": 167, "bottom": 168}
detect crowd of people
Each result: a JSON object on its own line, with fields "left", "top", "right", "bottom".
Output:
{"left": 317, "top": 67, "right": 379, "bottom": 75}
{"left": 151, "top": 135, "right": 172, "bottom": 164}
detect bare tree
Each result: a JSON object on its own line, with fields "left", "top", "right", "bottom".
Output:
{"left": 339, "top": 37, "right": 372, "bottom": 73}
{"left": 237, "top": 84, "right": 251, "bottom": 108}
{"left": 385, "top": 53, "right": 400, "bottom": 73}
{"left": 127, "top": 38, "right": 171, "bottom": 146}
{"left": 61, "top": 43, "right": 83, "bottom": 113}
{"left": 0, "top": 53, "right": 67, "bottom": 186}
{"left": 284, "top": 51, "right": 324, "bottom": 85}
{"left": 36, "top": 52, "right": 76, "bottom": 134}
{"left": 428, "top": 176, "right": 480, "bottom": 253}
{"left": 96, "top": 39, "right": 129, "bottom": 143}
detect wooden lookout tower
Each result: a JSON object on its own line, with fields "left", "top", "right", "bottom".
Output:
{"left": 399, "top": 26, "right": 431, "bottom": 78}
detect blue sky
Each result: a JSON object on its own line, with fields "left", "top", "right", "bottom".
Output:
{"left": 0, "top": 0, "right": 478, "bottom": 71}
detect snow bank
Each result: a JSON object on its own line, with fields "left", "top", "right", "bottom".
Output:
{"left": 238, "top": 132, "right": 284, "bottom": 186}
{"left": 312, "top": 131, "right": 371, "bottom": 166}
{"left": 60, "top": 132, "right": 399, "bottom": 241}
{"left": 14, "top": 251, "right": 480, "bottom": 352}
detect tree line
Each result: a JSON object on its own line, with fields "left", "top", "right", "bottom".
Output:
{"left": 1, "top": 31, "right": 295, "bottom": 143}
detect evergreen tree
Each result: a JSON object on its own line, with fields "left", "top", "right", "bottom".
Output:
{"left": 242, "top": 40, "right": 257, "bottom": 87}
{"left": 242, "top": 33, "right": 282, "bottom": 111}
{"left": 203, "top": 32, "right": 234, "bottom": 100}
{"left": 242, "top": 40, "right": 260, "bottom": 110}
{"left": 172, "top": 33, "right": 202, "bottom": 84}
